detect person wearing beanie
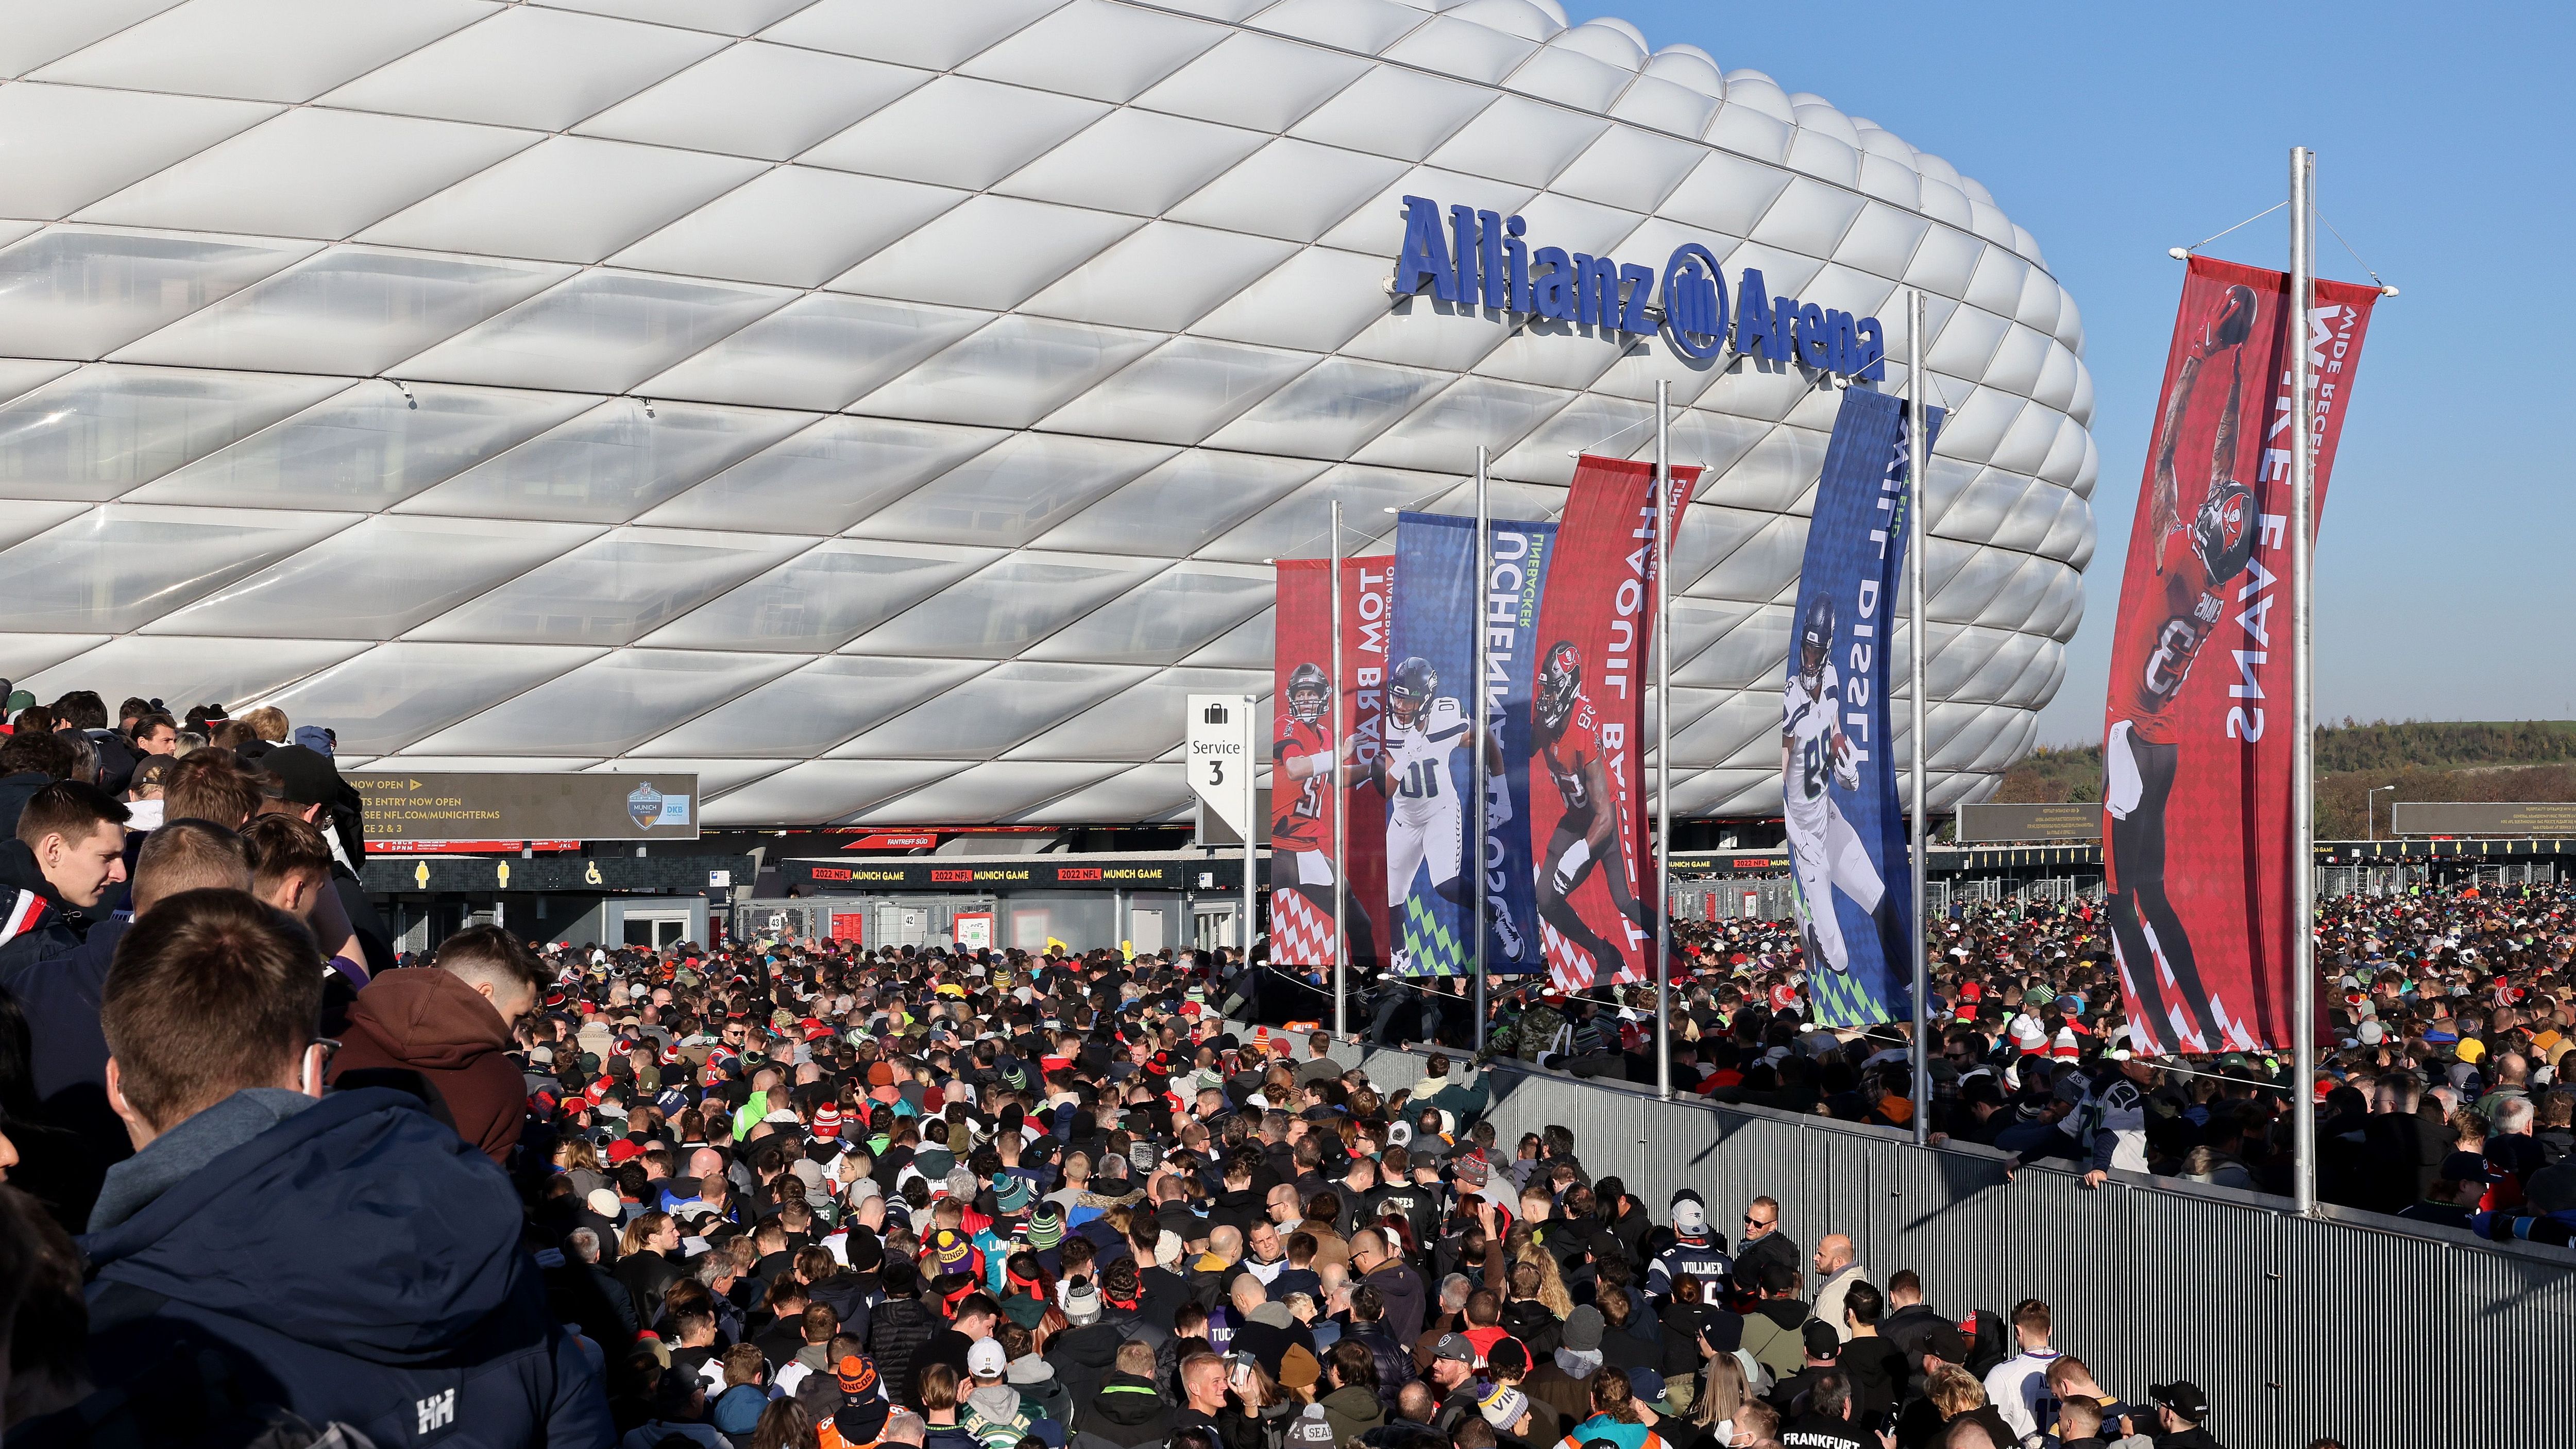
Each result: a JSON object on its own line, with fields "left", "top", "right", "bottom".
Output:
{"left": 1522, "top": 1304, "right": 1603, "bottom": 1426}
{"left": 1479, "top": 1383, "right": 1535, "bottom": 1439}
{"left": 1281, "top": 1403, "right": 1337, "bottom": 1449}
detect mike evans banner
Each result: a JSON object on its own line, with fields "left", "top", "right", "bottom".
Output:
{"left": 1786, "top": 388, "right": 1940, "bottom": 1029}
{"left": 1379, "top": 514, "right": 1558, "bottom": 978}
{"left": 1531, "top": 455, "right": 1701, "bottom": 992}
{"left": 2102, "top": 255, "right": 2377, "bottom": 1054}
{"left": 1270, "top": 558, "right": 1391, "bottom": 973}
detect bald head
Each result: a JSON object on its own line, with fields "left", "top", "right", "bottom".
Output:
{"left": 1230, "top": 1273, "right": 1268, "bottom": 1314}
{"left": 1209, "top": 1224, "right": 1244, "bottom": 1264}
{"left": 689, "top": 1147, "right": 725, "bottom": 1180}
{"left": 1818, "top": 1234, "right": 1854, "bottom": 1272}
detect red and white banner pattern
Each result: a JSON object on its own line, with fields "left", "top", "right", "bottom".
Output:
{"left": 1270, "top": 557, "right": 1393, "bottom": 970}
{"left": 1528, "top": 455, "right": 1698, "bottom": 991}
{"left": 2100, "top": 255, "right": 2377, "bottom": 1054}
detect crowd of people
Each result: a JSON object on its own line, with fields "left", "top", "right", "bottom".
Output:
{"left": 0, "top": 682, "right": 2555, "bottom": 1449}
{"left": 1308, "top": 882, "right": 2575, "bottom": 1241}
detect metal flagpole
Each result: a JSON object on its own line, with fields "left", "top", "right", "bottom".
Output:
{"left": 2290, "top": 146, "right": 2319, "bottom": 1215}
{"left": 1654, "top": 380, "right": 1673, "bottom": 1100}
{"left": 1907, "top": 288, "right": 1931, "bottom": 1147}
{"left": 1331, "top": 501, "right": 1349, "bottom": 1040}
{"left": 1243, "top": 690, "right": 1259, "bottom": 1014}
{"left": 1473, "top": 449, "right": 1490, "bottom": 1050}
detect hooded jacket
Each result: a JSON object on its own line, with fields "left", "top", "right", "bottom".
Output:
{"left": 79, "top": 1087, "right": 608, "bottom": 1448}
{"left": 328, "top": 967, "right": 526, "bottom": 1164}
{"left": 1007, "top": 1354, "right": 1072, "bottom": 1425}
{"left": 1070, "top": 1370, "right": 1173, "bottom": 1449}
{"left": 1318, "top": 1382, "right": 1387, "bottom": 1446}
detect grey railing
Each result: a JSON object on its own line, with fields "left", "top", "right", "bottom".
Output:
{"left": 1329, "top": 1040, "right": 2571, "bottom": 1449}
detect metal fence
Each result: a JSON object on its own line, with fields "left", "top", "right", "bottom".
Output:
{"left": 1337, "top": 1044, "right": 2572, "bottom": 1449}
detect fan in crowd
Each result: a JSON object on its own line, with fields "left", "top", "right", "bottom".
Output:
{"left": 0, "top": 678, "right": 2550, "bottom": 1449}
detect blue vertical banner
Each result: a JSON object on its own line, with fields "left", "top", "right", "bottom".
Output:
{"left": 1784, "top": 388, "right": 1942, "bottom": 1027}
{"left": 1479, "top": 520, "right": 1554, "bottom": 974}
{"left": 1386, "top": 514, "right": 1477, "bottom": 977}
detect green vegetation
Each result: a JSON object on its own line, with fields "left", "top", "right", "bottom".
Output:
{"left": 1996, "top": 721, "right": 2576, "bottom": 839}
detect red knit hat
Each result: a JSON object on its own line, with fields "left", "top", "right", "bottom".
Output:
{"left": 812, "top": 1103, "right": 843, "bottom": 1139}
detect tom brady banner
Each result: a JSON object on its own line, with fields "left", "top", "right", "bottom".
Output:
{"left": 2102, "top": 255, "right": 2377, "bottom": 1054}
{"left": 1269, "top": 558, "right": 1392, "bottom": 973}
{"left": 1528, "top": 454, "right": 1700, "bottom": 992}
{"left": 1785, "top": 388, "right": 1940, "bottom": 1029}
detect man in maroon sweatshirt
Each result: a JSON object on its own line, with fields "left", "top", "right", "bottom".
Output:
{"left": 327, "top": 924, "right": 543, "bottom": 1163}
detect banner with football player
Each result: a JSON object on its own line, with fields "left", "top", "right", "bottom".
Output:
{"left": 1527, "top": 455, "right": 1701, "bottom": 992}
{"left": 2102, "top": 256, "right": 2378, "bottom": 1054}
{"left": 1785, "top": 387, "right": 1940, "bottom": 1028}
{"left": 1385, "top": 514, "right": 1506, "bottom": 977}
{"left": 1478, "top": 519, "right": 1556, "bottom": 975}
{"left": 1269, "top": 558, "right": 1391, "bottom": 972}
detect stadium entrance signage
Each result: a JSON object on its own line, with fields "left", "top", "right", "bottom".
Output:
{"left": 1392, "top": 195, "right": 1885, "bottom": 379}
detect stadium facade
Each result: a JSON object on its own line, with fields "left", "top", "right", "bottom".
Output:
{"left": 0, "top": 0, "right": 2095, "bottom": 829}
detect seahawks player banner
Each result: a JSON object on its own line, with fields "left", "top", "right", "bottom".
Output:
{"left": 1786, "top": 388, "right": 1939, "bottom": 1028}
{"left": 1376, "top": 514, "right": 1558, "bottom": 979}
{"left": 1270, "top": 559, "right": 1392, "bottom": 973}
{"left": 1384, "top": 514, "right": 1495, "bottom": 977}
{"left": 2101, "top": 257, "right": 2378, "bottom": 1054}
{"left": 1529, "top": 455, "right": 1701, "bottom": 992}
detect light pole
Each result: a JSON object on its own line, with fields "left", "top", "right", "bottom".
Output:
{"left": 2367, "top": 785, "right": 2396, "bottom": 842}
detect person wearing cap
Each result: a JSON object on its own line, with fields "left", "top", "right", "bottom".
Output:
{"left": 2397, "top": 1151, "right": 2495, "bottom": 1229}
{"left": 2127, "top": 1381, "right": 2222, "bottom": 1449}
{"left": 1423, "top": 1332, "right": 1482, "bottom": 1432}
{"left": 958, "top": 1338, "right": 1035, "bottom": 1449}
{"left": 1647, "top": 1192, "right": 1733, "bottom": 1307}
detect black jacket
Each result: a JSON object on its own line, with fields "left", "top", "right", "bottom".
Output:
{"left": 0, "top": 838, "right": 89, "bottom": 977}
{"left": 867, "top": 1293, "right": 939, "bottom": 1410}
{"left": 1071, "top": 1370, "right": 1172, "bottom": 1449}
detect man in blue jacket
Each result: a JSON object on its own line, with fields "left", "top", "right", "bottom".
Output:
{"left": 72, "top": 887, "right": 610, "bottom": 1447}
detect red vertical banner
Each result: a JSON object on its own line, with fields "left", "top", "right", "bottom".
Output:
{"left": 2102, "top": 256, "right": 2376, "bottom": 1054}
{"left": 1527, "top": 455, "right": 1699, "bottom": 990}
{"left": 1270, "top": 558, "right": 1391, "bottom": 971}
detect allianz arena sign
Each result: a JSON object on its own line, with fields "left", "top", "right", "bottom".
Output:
{"left": 1393, "top": 195, "right": 1885, "bottom": 377}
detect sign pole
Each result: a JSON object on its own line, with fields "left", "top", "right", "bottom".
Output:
{"left": 1243, "top": 692, "right": 1259, "bottom": 982}
{"left": 2290, "top": 146, "right": 2319, "bottom": 1216}
{"left": 1473, "top": 448, "right": 1490, "bottom": 1051}
{"left": 1908, "top": 287, "right": 1931, "bottom": 1147}
{"left": 1331, "top": 501, "right": 1349, "bottom": 1041}
{"left": 1653, "top": 379, "right": 1673, "bottom": 1101}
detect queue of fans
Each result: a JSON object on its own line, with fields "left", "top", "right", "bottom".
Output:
{"left": 0, "top": 678, "right": 2549, "bottom": 1449}
{"left": 1317, "top": 883, "right": 2575, "bottom": 1242}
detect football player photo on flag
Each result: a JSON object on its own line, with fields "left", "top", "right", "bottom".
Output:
{"left": 1478, "top": 519, "right": 1556, "bottom": 975}
{"left": 1525, "top": 455, "right": 1699, "bottom": 992}
{"left": 2102, "top": 256, "right": 2377, "bottom": 1054}
{"left": 1785, "top": 388, "right": 1938, "bottom": 1028}
{"left": 1385, "top": 514, "right": 1512, "bottom": 977}
{"left": 1269, "top": 558, "right": 1392, "bottom": 972}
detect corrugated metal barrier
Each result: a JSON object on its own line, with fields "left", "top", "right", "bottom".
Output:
{"left": 1331, "top": 1041, "right": 2573, "bottom": 1449}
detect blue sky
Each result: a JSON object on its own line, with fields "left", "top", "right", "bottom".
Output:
{"left": 1567, "top": 2, "right": 2574, "bottom": 743}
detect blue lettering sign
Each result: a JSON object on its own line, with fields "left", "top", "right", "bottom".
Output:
{"left": 1388, "top": 195, "right": 1883, "bottom": 380}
